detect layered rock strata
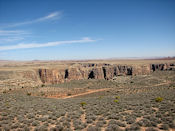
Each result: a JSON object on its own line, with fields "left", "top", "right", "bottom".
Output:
{"left": 38, "top": 63, "right": 174, "bottom": 84}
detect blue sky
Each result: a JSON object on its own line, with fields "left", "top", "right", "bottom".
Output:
{"left": 0, "top": 0, "right": 175, "bottom": 60}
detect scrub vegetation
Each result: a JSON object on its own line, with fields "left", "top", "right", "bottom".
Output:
{"left": 0, "top": 69, "right": 175, "bottom": 130}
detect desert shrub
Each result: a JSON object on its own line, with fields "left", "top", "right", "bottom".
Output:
{"left": 73, "top": 119, "right": 85, "bottom": 130}
{"left": 141, "top": 118, "right": 152, "bottom": 127}
{"left": 1, "top": 112, "right": 8, "bottom": 117}
{"left": 96, "top": 121, "right": 104, "bottom": 127}
{"left": 65, "top": 128, "right": 73, "bottom": 131}
{"left": 150, "top": 121, "right": 157, "bottom": 127}
{"left": 2, "top": 125, "right": 10, "bottom": 131}
{"left": 98, "top": 117, "right": 104, "bottom": 121}
{"left": 108, "top": 119, "right": 117, "bottom": 125}
{"left": 42, "top": 117, "right": 48, "bottom": 122}
{"left": 37, "top": 125, "right": 48, "bottom": 131}
{"left": 74, "top": 125, "right": 84, "bottom": 130}
{"left": 155, "top": 112, "right": 162, "bottom": 118}
{"left": 60, "top": 112, "right": 65, "bottom": 116}
{"left": 146, "top": 127, "right": 158, "bottom": 131}
{"left": 116, "top": 121, "right": 126, "bottom": 127}
{"left": 50, "top": 127, "right": 57, "bottom": 131}
{"left": 26, "top": 114, "right": 34, "bottom": 119}
{"left": 55, "top": 125, "right": 63, "bottom": 130}
{"left": 67, "top": 93, "right": 72, "bottom": 96}
{"left": 159, "top": 124, "right": 169, "bottom": 130}
{"left": 34, "top": 127, "right": 40, "bottom": 131}
{"left": 169, "top": 121, "right": 175, "bottom": 128}
{"left": 107, "top": 114, "right": 119, "bottom": 120}
{"left": 89, "top": 115, "right": 96, "bottom": 121}
{"left": 82, "top": 123, "right": 87, "bottom": 128}
{"left": 2, "top": 90, "right": 7, "bottom": 94}
{"left": 16, "top": 128, "right": 24, "bottom": 131}
{"left": 105, "top": 124, "right": 120, "bottom": 131}
{"left": 115, "top": 96, "right": 120, "bottom": 99}
{"left": 98, "top": 96, "right": 104, "bottom": 99}
{"left": 27, "top": 92, "right": 31, "bottom": 96}
{"left": 19, "top": 123, "right": 25, "bottom": 128}
{"left": 80, "top": 102, "right": 86, "bottom": 107}
{"left": 50, "top": 120, "right": 55, "bottom": 124}
{"left": 51, "top": 116, "right": 57, "bottom": 120}
{"left": 32, "top": 121, "right": 39, "bottom": 126}
{"left": 87, "top": 125, "right": 100, "bottom": 131}
{"left": 114, "top": 100, "right": 119, "bottom": 103}
{"left": 43, "top": 122, "right": 49, "bottom": 126}
{"left": 40, "top": 92, "right": 45, "bottom": 96}
{"left": 86, "top": 118, "right": 93, "bottom": 124}
{"left": 62, "top": 121, "right": 70, "bottom": 127}
{"left": 126, "top": 119, "right": 135, "bottom": 124}
{"left": 59, "top": 117, "right": 66, "bottom": 122}
{"left": 136, "top": 120, "right": 144, "bottom": 126}
{"left": 126, "top": 124, "right": 140, "bottom": 131}
{"left": 155, "top": 97, "right": 163, "bottom": 102}
{"left": 11, "top": 123, "right": 20, "bottom": 129}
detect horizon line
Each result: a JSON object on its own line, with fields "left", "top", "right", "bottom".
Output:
{"left": 0, "top": 56, "right": 175, "bottom": 62}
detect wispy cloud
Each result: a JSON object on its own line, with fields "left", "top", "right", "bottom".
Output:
{"left": 0, "top": 37, "right": 96, "bottom": 51}
{"left": 0, "top": 11, "right": 62, "bottom": 28}
{"left": 0, "top": 37, "right": 24, "bottom": 44}
{"left": 36, "top": 12, "right": 61, "bottom": 21}
{"left": 0, "top": 30, "right": 28, "bottom": 36}
{"left": 0, "top": 30, "right": 29, "bottom": 44}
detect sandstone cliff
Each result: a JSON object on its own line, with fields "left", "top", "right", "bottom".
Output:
{"left": 0, "top": 61, "right": 175, "bottom": 88}
{"left": 38, "top": 63, "right": 175, "bottom": 84}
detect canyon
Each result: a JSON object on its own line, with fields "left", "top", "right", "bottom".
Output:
{"left": 0, "top": 60, "right": 175, "bottom": 88}
{"left": 38, "top": 63, "right": 175, "bottom": 84}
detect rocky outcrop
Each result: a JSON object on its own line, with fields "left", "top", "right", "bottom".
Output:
{"left": 1, "top": 61, "right": 174, "bottom": 88}
{"left": 39, "top": 69, "right": 65, "bottom": 84}
{"left": 151, "top": 63, "right": 170, "bottom": 71}
{"left": 38, "top": 63, "right": 175, "bottom": 84}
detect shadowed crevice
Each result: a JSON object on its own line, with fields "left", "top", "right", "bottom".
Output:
{"left": 127, "top": 68, "right": 132, "bottom": 75}
{"left": 88, "top": 71, "right": 95, "bottom": 79}
{"left": 102, "top": 67, "right": 107, "bottom": 79}
{"left": 65, "top": 69, "right": 69, "bottom": 79}
{"left": 38, "top": 69, "right": 42, "bottom": 78}
{"left": 114, "top": 67, "right": 117, "bottom": 76}
{"left": 152, "top": 64, "right": 156, "bottom": 71}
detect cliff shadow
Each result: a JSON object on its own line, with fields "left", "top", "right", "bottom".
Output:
{"left": 102, "top": 67, "right": 107, "bottom": 79}
{"left": 88, "top": 71, "right": 95, "bottom": 79}
{"left": 64, "top": 69, "right": 69, "bottom": 79}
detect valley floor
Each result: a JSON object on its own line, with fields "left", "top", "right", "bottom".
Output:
{"left": 0, "top": 71, "right": 175, "bottom": 131}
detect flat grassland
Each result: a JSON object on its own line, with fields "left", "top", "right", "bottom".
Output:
{"left": 0, "top": 59, "right": 175, "bottom": 131}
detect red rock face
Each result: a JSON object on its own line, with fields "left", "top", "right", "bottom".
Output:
{"left": 39, "top": 69, "right": 65, "bottom": 84}
{"left": 38, "top": 63, "right": 174, "bottom": 84}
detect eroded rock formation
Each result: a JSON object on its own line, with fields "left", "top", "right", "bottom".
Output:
{"left": 38, "top": 63, "right": 175, "bottom": 84}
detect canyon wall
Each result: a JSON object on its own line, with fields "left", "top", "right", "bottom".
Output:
{"left": 38, "top": 63, "right": 175, "bottom": 84}
{"left": 1, "top": 61, "right": 175, "bottom": 88}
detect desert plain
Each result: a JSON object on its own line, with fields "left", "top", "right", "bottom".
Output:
{"left": 0, "top": 59, "right": 175, "bottom": 131}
